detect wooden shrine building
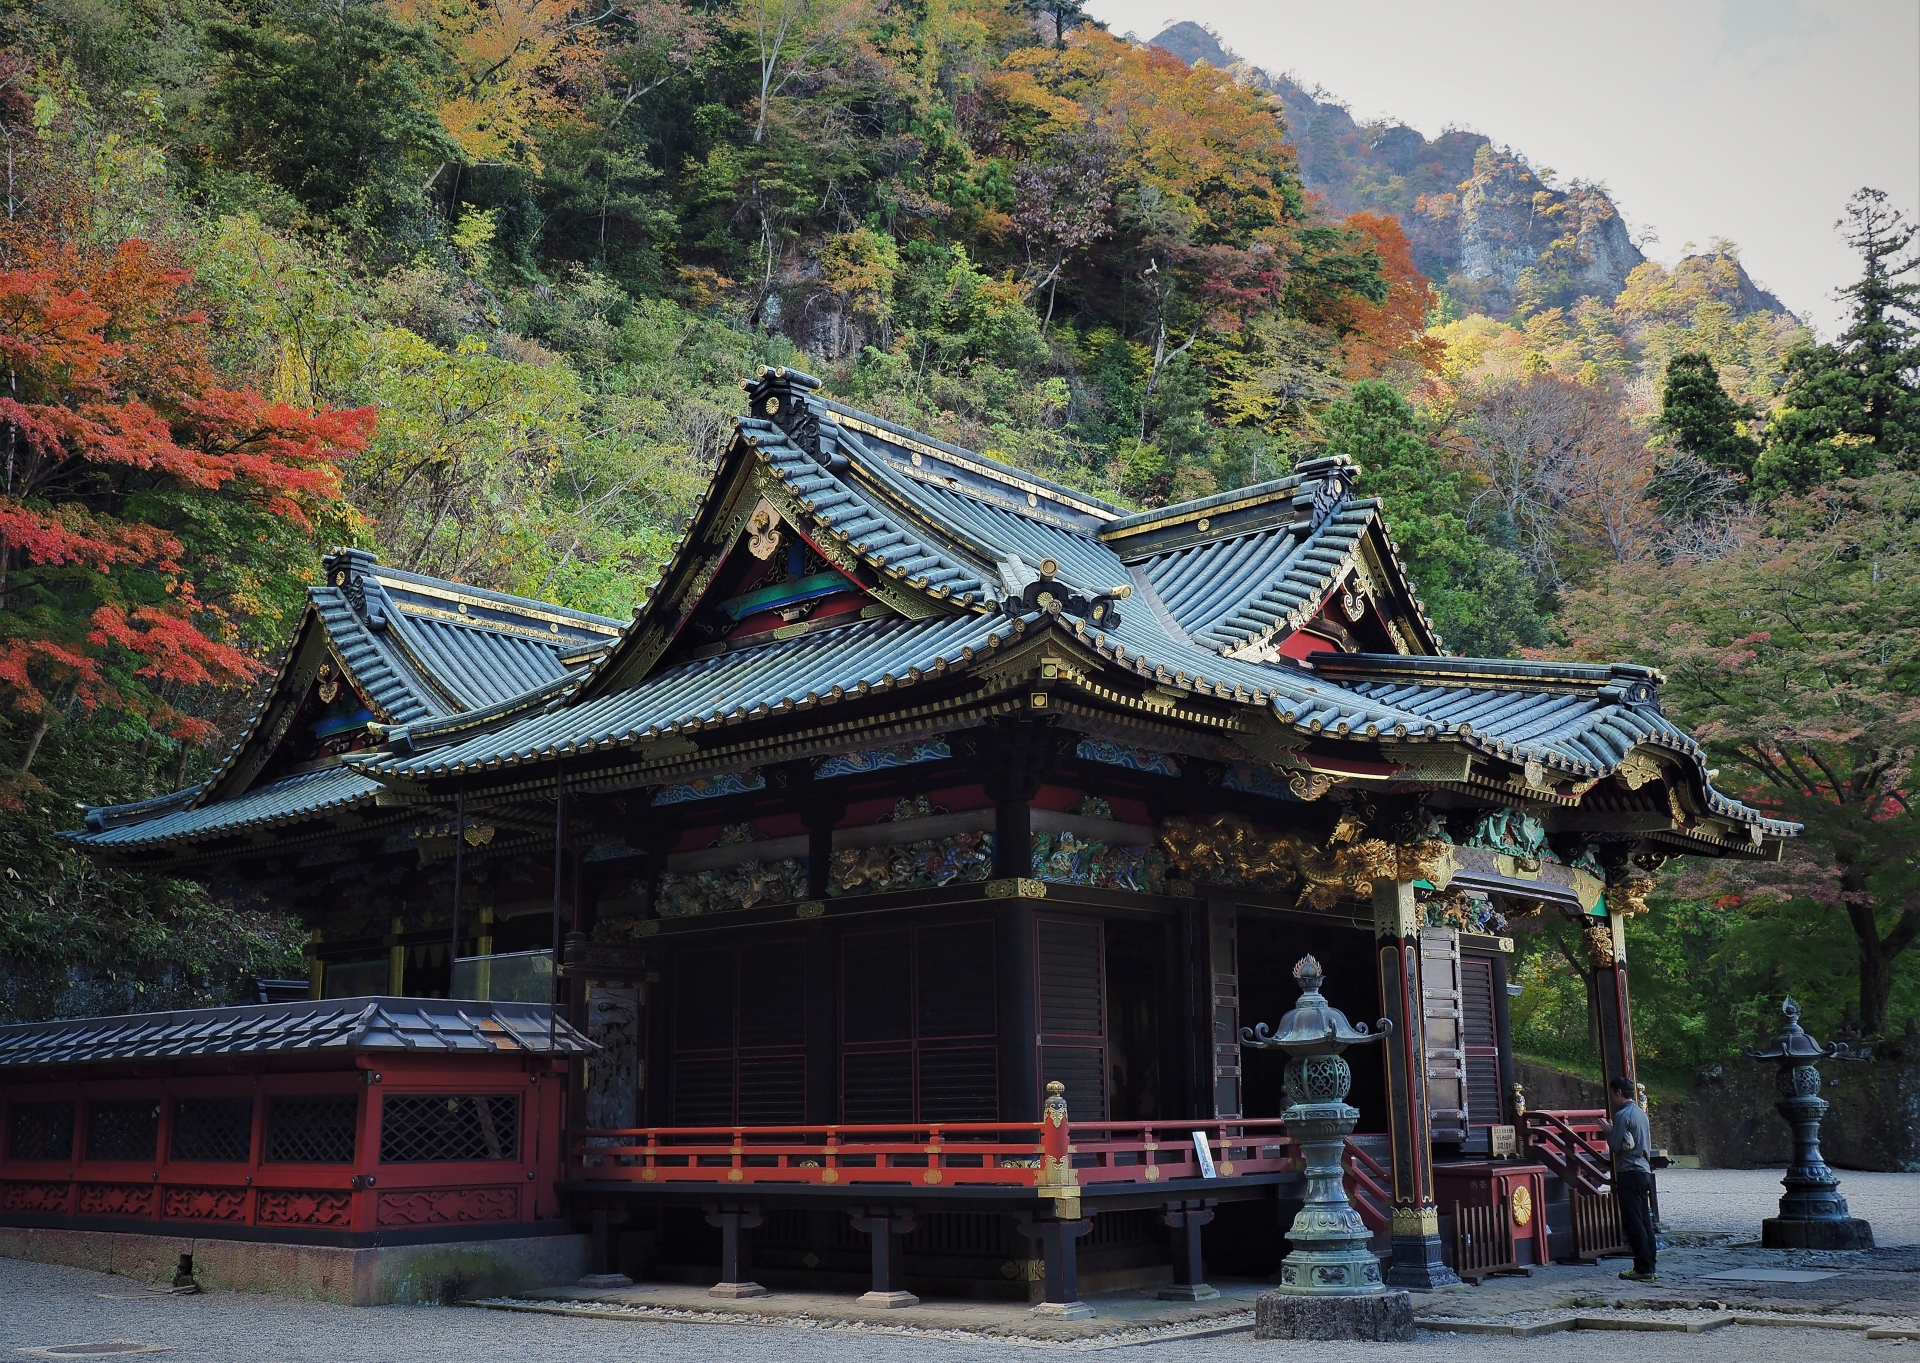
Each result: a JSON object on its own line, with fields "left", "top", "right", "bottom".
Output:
{"left": 38, "top": 367, "right": 1795, "bottom": 1304}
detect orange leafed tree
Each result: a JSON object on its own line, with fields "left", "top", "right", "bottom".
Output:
{"left": 390, "top": 0, "right": 591, "bottom": 171}
{"left": 0, "top": 130, "right": 372, "bottom": 787}
{"left": 1337, "top": 211, "right": 1443, "bottom": 378}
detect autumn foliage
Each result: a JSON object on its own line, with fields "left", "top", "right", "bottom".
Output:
{"left": 1337, "top": 212, "right": 1444, "bottom": 378}
{"left": 0, "top": 135, "right": 371, "bottom": 786}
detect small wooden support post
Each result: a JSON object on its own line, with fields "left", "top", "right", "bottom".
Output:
{"left": 1373, "top": 877, "right": 1460, "bottom": 1289}
{"left": 702, "top": 1205, "right": 766, "bottom": 1298}
{"left": 590, "top": 1207, "right": 611, "bottom": 1275}
{"left": 1159, "top": 1200, "right": 1218, "bottom": 1300}
{"left": 848, "top": 1209, "right": 918, "bottom": 1308}
{"left": 1016, "top": 1213, "right": 1095, "bottom": 1318}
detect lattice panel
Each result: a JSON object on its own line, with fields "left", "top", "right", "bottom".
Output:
{"left": 256, "top": 1188, "right": 353, "bottom": 1227}
{"left": 8, "top": 1102, "right": 74, "bottom": 1161}
{"left": 171, "top": 1098, "right": 254, "bottom": 1163}
{"left": 375, "top": 1187, "right": 518, "bottom": 1226}
{"left": 76, "top": 1182, "right": 157, "bottom": 1216}
{"left": 1, "top": 1182, "right": 69, "bottom": 1212}
{"left": 84, "top": 1101, "right": 159, "bottom": 1162}
{"left": 162, "top": 1186, "right": 249, "bottom": 1221}
{"left": 265, "top": 1095, "right": 359, "bottom": 1164}
{"left": 379, "top": 1094, "right": 519, "bottom": 1163}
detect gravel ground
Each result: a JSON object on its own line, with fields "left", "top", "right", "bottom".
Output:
{"left": 6, "top": 1167, "right": 1915, "bottom": 1359}
{"left": 2, "top": 1258, "right": 1910, "bottom": 1361}
{"left": 1657, "top": 1167, "right": 1920, "bottom": 1244}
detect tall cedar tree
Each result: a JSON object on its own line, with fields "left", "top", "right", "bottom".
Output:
{"left": 1660, "top": 352, "right": 1760, "bottom": 477}
{"left": 1756, "top": 189, "right": 1920, "bottom": 495}
{"left": 0, "top": 123, "right": 372, "bottom": 792}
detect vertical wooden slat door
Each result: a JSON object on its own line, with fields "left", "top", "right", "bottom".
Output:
{"left": 1036, "top": 917, "right": 1107, "bottom": 1120}
{"left": 1207, "top": 907, "right": 1241, "bottom": 1119}
{"left": 668, "top": 940, "right": 807, "bottom": 1125}
{"left": 1459, "top": 954, "right": 1504, "bottom": 1137}
{"left": 1419, "top": 926, "right": 1468, "bottom": 1143}
{"left": 840, "top": 921, "right": 999, "bottom": 1123}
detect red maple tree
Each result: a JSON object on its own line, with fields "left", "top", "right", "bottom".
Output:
{"left": 1336, "top": 211, "right": 1444, "bottom": 379}
{"left": 0, "top": 105, "right": 372, "bottom": 789}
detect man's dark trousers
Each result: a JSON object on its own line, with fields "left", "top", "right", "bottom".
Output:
{"left": 1616, "top": 1168, "right": 1658, "bottom": 1275}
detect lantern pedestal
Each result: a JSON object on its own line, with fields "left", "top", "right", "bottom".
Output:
{"left": 1255, "top": 1292, "right": 1415, "bottom": 1343}
{"left": 1745, "top": 999, "right": 1874, "bottom": 1252}
{"left": 1244, "top": 955, "right": 1412, "bottom": 1340}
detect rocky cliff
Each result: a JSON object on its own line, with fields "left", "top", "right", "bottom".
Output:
{"left": 1146, "top": 21, "right": 1781, "bottom": 322}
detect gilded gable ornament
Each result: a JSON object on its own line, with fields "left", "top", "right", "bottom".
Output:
{"left": 746, "top": 499, "right": 784, "bottom": 560}
{"left": 1617, "top": 749, "right": 1662, "bottom": 790}
{"left": 317, "top": 662, "right": 340, "bottom": 705}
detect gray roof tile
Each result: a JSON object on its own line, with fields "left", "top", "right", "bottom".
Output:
{"left": 0, "top": 997, "right": 591, "bottom": 1067}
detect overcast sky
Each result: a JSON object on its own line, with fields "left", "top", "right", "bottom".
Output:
{"left": 1083, "top": 0, "right": 1920, "bottom": 338}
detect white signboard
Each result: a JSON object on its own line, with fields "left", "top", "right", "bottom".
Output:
{"left": 1191, "top": 1130, "right": 1218, "bottom": 1179}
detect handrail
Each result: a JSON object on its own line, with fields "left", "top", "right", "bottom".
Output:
{"left": 1341, "top": 1138, "right": 1393, "bottom": 1235}
{"left": 568, "top": 1118, "right": 1295, "bottom": 1190}
{"left": 1522, "top": 1109, "right": 1612, "bottom": 1196}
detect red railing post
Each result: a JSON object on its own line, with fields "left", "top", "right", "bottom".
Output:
{"left": 1037, "top": 1080, "right": 1079, "bottom": 1216}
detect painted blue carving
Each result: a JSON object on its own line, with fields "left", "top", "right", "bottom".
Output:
{"left": 1074, "top": 739, "right": 1181, "bottom": 777}
{"left": 650, "top": 768, "right": 766, "bottom": 806}
{"left": 815, "top": 738, "right": 953, "bottom": 779}
{"left": 1030, "top": 831, "right": 1167, "bottom": 893}
{"left": 1220, "top": 765, "right": 1300, "bottom": 800}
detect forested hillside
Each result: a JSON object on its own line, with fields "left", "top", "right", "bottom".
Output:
{"left": 2, "top": 0, "right": 1918, "bottom": 1076}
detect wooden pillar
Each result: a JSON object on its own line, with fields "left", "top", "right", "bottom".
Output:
{"left": 1017, "top": 1213, "right": 1094, "bottom": 1316}
{"left": 1373, "top": 876, "right": 1459, "bottom": 1289}
{"left": 1159, "top": 1200, "right": 1218, "bottom": 1300}
{"left": 978, "top": 718, "right": 1057, "bottom": 1119}
{"left": 1590, "top": 912, "right": 1636, "bottom": 1090}
{"left": 997, "top": 900, "right": 1039, "bottom": 1121}
{"left": 805, "top": 922, "right": 837, "bottom": 1124}
{"left": 387, "top": 916, "right": 405, "bottom": 996}
{"left": 849, "top": 1209, "right": 919, "bottom": 1307}
{"left": 978, "top": 716, "right": 1054, "bottom": 881}
{"left": 702, "top": 1205, "right": 766, "bottom": 1298}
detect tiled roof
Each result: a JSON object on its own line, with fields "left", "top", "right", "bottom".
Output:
{"left": 71, "top": 765, "right": 383, "bottom": 849}
{"left": 68, "top": 552, "right": 627, "bottom": 851}
{"left": 319, "top": 556, "right": 624, "bottom": 724}
{"left": 748, "top": 414, "right": 995, "bottom": 605}
{"left": 361, "top": 612, "right": 1009, "bottom": 779}
{"left": 0, "top": 997, "right": 591, "bottom": 1069}
{"left": 67, "top": 371, "right": 1796, "bottom": 858}
{"left": 1310, "top": 654, "right": 1799, "bottom": 835}
{"left": 1135, "top": 502, "right": 1379, "bottom": 649}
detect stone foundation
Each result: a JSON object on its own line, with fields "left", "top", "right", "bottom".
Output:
{"left": 1254, "top": 1290, "right": 1414, "bottom": 1341}
{"left": 1761, "top": 1217, "right": 1875, "bottom": 1251}
{"left": 0, "top": 1226, "right": 588, "bottom": 1305}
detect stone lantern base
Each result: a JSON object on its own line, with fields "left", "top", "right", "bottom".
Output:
{"left": 1254, "top": 1289, "right": 1414, "bottom": 1342}
{"left": 1762, "top": 1217, "right": 1874, "bottom": 1251}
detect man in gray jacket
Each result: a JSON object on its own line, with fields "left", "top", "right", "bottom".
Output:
{"left": 1606, "top": 1075, "right": 1657, "bottom": 1280}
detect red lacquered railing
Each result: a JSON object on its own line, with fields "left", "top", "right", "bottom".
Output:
{"left": 1521, "top": 1109, "right": 1612, "bottom": 1196}
{"left": 569, "top": 1118, "right": 1295, "bottom": 1191}
{"left": 1341, "top": 1137, "right": 1393, "bottom": 1235}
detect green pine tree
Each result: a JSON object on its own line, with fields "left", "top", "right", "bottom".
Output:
{"left": 1755, "top": 188, "right": 1920, "bottom": 496}
{"left": 1660, "top": 352, "right": 1759, "bottom": 477}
